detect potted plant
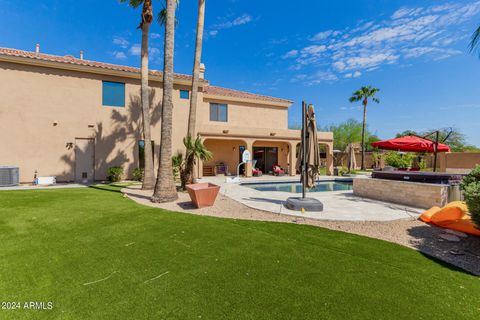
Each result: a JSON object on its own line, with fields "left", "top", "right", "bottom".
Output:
{"left": 186, "top": 183, "right": 220, "bottom": 208}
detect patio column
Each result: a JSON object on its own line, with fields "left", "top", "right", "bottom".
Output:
{"left": 245, "top": 140, "right": 254, "bottom": 177}
{"left": 288, "top": 141, "right": 297, "bottom": 176}
{"left": 326, "top": 143, "right": 333, "bottom": 176}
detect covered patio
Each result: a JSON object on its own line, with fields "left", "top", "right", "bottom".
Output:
{"left": 196, "top": 125, "right": 333, "bottom": 178}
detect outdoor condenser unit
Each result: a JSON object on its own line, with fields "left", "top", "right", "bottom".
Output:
{"left": 0, "top": 166, "right": 19, "bottom": 187}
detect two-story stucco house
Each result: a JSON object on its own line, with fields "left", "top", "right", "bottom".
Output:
{"left": 0, "top": 47, "right": 333, "bottom": 184}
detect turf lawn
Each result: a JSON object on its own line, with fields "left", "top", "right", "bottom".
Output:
{"left": 0, "top": 185, "right": 479, "bottom": 319}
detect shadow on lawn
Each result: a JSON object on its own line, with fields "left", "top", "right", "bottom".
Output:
{"left": 88, "top": 184, "right": 123, "bottom": 193}
{"left": 407, "top": 224, "right": 480, "bottom": 276}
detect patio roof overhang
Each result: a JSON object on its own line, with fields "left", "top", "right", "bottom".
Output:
{"left": 198, "top": 125, "right": 333, "bottom": 143}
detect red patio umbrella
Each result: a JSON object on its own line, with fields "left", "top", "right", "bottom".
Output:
{"left": 371, "top": 135, "right": 450, "bottom": 153}
{"left": 371, "top": 135, "right": 450, "bottom": 172}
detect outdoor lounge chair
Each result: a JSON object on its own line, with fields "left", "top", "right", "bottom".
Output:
{"left": 273, "top": 165, "right": 285, "bottom": 176}
{"left": 252, "top": 168, "right": 263, "bottom": 177}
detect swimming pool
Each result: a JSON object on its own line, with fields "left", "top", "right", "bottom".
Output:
{"left": 242, "top": 180, "right": 353, "bottom": 193}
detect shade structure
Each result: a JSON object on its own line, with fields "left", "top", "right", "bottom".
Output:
{"left": 371, "top": 135, "right": 450, "bottom": 153}
{"left": 296, "top": 104, "right": 321, "bottom": 188}
{"left": 346, "top": 143, "right": 357, "bottom": 172}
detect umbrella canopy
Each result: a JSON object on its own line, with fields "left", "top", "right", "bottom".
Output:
{"left": 371, "top": 135, "right": 450, "bottom": 153}
{"left": 296, "top": 104, "right": 320, "bottom": 188}
{"left": 346, "top": 143, "right": 357, "bottom": 172}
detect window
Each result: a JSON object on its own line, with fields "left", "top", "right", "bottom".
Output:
{"left": 180, "top": 90, "right": 190, "bottom": 100}
{"left": 210, "top": 103, "right": 228, "bottom": 122}
{"left": 102, "top": 81, "right": 125, "bottom": 107}
{"left": 138, "top": 140, "right": 155, "bottom": 169}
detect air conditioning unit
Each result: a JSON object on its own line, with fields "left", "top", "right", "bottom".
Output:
{"left": 0, "top": 166, "right": 19, "bottom": 187}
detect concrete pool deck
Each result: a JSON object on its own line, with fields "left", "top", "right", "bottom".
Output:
{"left": 198, "top": 175, "right": 423, "bottom": 222}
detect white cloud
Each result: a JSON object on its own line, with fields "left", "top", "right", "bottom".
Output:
{"left": 150, "top": 33, "right": 161, "bottom": 39}
{"left": 282, "top": 50, "right": 298, "bottom": 59}
{"left": 282, "top": 1, "right": 480, "bottom": 84}
{"left": 112, "top": 51, "right": 127, "bottom": 60}
{"left": 207, "top": 13, "right": 254, "bottom": 37}
{"left": 129, "top": 44, "right": 141, "bottom": 56}
{"left": 113, "top": 36, "right": 129, "bottom": 49}
{"left": 232, "top": 14, "right": 252, "bottom": 26}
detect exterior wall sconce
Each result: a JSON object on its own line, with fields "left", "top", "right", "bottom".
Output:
{"left": 223, "top": 130, "right": 229, "bottom": 134}
{"left": 270, "top": 132, "right": 276, "bottom": 136}
{"left": 233, "top": 147, "right": 236, "bottom": 151}
{"left": 53, "top": 121, "right": 58, "bottom": 126}
{"left": 66, "top": 142, "right": 74, "bottom": 149}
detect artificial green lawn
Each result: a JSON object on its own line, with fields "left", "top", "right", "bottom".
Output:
{"left": 0, "top": 185, "right": 479, "bottom": 319}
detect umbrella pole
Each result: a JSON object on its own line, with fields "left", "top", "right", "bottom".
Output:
{"left": 302, "top": 101, "right": 307, "bottom": 199}
{"left": 433, "top": 130, "right": 439, "bottom": 172}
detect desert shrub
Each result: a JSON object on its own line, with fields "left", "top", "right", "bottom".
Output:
{"left": 460, "top": 165, "right": 480, "bottom": 190}
{"left": 463, "top": 182, "right": 480, "bottom": 228}
{"left": 132, "top": 168, "right": 144, "bottom": 181}
{"left": 338, "top": 166, "right": 349, "bottom": 176}
{"left": 107, "top": 166, "right": 124, "bottom": 182}
{"left": 418, "top": 158, "right": 427, "bottom": 170}
{"left": 172, "top": 152, "right": 184, "bottom": 181}
{"left": 384, "top": 151, "right": 414, "bottom": 169}
{"left": 461, "top": 165, "right": 480, "bottom": 228}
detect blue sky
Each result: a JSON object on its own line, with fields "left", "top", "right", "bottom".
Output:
{"left": 1, "top": 0, "right": 479, "bottom": 145}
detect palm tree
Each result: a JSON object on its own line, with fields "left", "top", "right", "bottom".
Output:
{"left": 180, "top": 136, "right": 212, "bottom": 189}
{"left": 152, "top": 0, "right": 178, "bottom": 203}
{"left": 120, "top": 0, "right": 155, "bottom": 190}
{"left": 184, "top": 0, "right": 206, "bottom": 185}
{"left": 349, "top": 86, "right": 380, "bottom": 170}
{"left": 470, "top": 25, "right": 480, "bottom": 57}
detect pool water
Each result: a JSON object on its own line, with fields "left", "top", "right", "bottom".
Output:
{"left": 242, "top": 181, "right": 353, "bottom": 193}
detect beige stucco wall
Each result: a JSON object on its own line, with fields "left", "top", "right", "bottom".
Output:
{"left": 0, "top": 61, "right": 191, "bottom": 182}
{"left": 199, "top": 98, "right": 288, "bottom": 130}
{"left": 1, "top": 59, "right": 330, "bottom": 183}
{"left": 438, "top": 152, "right": 480, "bottom": 173}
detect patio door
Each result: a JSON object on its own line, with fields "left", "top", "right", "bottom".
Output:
{"left": 75, "top": 138, "right": 95, "bottom": 183}
{"left": 253, "top": 147, "right": 278, "bottom": 173}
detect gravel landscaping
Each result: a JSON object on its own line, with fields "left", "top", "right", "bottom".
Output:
{"left": 123, "top": 185, "right": 480, "bottom": 275}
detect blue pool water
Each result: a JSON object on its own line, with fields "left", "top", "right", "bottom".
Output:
{"left": 242, "top": 180, "right": 353, "bottom": 193}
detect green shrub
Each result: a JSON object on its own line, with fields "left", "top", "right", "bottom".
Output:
{"left": 460, "top": 165, "right": 480, "bottom": 191}
{"left": 107, "top": 166, "right": 124, "bottom": 182}
{"left": 132, "top": 168, "right": 144, "bottom": 182}
{"left": 460, "top": 165, "right": 480, "bottom": 229}
{"left": 338, "top": 166, "right": 349, "bottom": 176}
{"left": 384, "top": 151, "right": 414, "bottom": 169}
{"left": 463, "top": 182, "right": 480, "bottom": 228}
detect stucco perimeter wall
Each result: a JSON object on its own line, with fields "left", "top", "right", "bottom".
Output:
{"left": 353, "top": 178, "right": 449, "bottom": 209}
{"left": 0, "top": 61, "right": 192, "bottom": 182}
{"left": 438, "top": 153, "right": 480, "bottom": 174}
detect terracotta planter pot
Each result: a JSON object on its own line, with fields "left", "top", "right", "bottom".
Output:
{"left": 186, "top": 183, "right": 220, "bottom": 208}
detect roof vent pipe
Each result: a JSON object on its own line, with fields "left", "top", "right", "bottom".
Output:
{"left": 35, "top": 43, "right": 40, "bottom": 55}
{"left": 80, "top": 50, "right": 84, "bottom": 60}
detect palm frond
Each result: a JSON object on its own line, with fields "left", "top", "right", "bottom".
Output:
{"left": 470, "top": 25, "right": 480, "bottom": 57}
{"left": 119, "top": 0, "right": 144, "bottom": 9}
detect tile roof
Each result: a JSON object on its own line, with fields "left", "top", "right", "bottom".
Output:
{"left": 0, "top": 47, "right": 292, "bottom": 105}
{"left": 203, "top": 85, "right": 292, "bottom": 104}
{"left": 0, "top": 47, "right": 192, "bottom": 80}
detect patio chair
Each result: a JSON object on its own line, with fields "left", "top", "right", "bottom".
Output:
{"left": 252, "top": 168, "right": 263, "bottom": 177}
{"left": 273, "top": 164, "right": 285, "bottom": 176}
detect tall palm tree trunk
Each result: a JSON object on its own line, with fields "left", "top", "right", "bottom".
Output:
{"left": 140, "top": 0, "right": 155, "bottom": 190}
{"left": 152, "top": 0, "right": 178, "bottom": 203}
{"left": 183, "top": 0, "right": 206, "bottom": 187}
{"left": 187, "top": 0, "right": 205, "bottom": 137}
{"left": 361, "top": 99, "right": 368, "bottom": 171}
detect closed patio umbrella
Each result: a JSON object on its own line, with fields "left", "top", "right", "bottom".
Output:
{"left": 287, "top": 101, "right": 323, "bottom": 212}
{"left": 346, "top": 143, "right": 357, "bottom": 173}
{"left": 296, "top": 104, "right": 320, "bottom": 189}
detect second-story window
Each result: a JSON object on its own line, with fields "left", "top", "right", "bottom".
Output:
{"left": 210, "top": 103, "right": 228, "bottom": 122}
{"left": 180, "top": 90, "right": 190, "bottom": 100}
{"left": 102, "top": 81, "right": 125, "bottom": 107}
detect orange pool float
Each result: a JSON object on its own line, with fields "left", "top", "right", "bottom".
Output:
{"left": 420, "top": 202, "right": 480, "bottom": 236}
